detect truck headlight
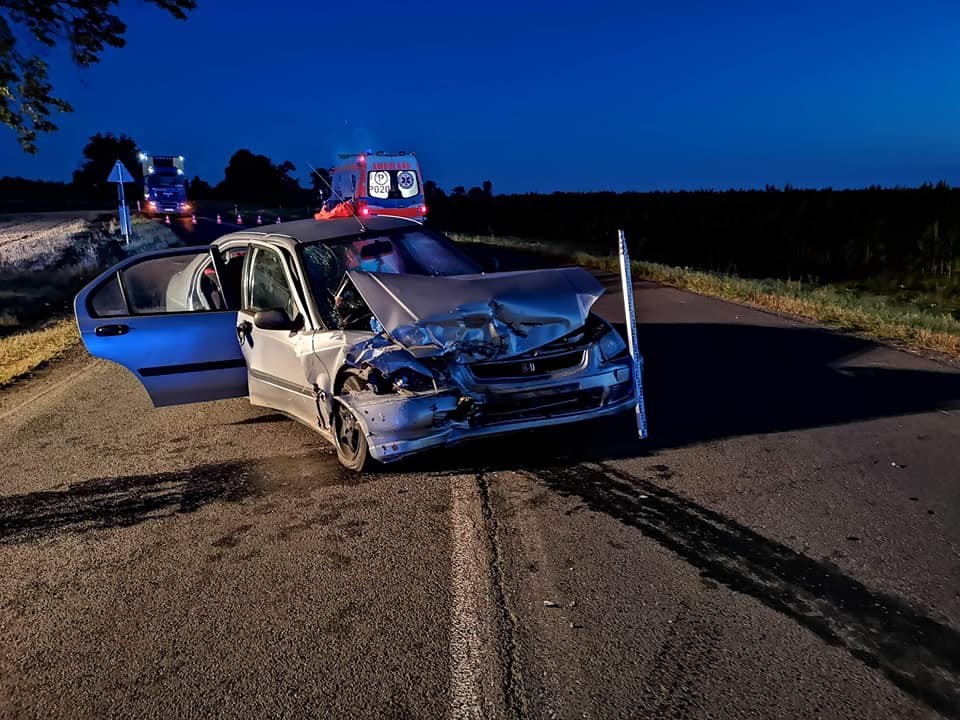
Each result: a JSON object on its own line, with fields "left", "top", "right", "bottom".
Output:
{"left": 597, "top": 327, "right": 628, "bottom": 361}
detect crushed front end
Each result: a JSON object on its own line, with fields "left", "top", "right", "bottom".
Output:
{"left": 331, "top": 269, "right": 642, "bottom": 463}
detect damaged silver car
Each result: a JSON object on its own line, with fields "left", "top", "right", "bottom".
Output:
{"left": 74, "top": 217, "right": 640, "bottom": 469}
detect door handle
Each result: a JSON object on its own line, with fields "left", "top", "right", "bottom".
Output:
{"left": 95, "top": 324, "right": 129, "bottom": 337}
{"left": 236, "top": 320, "right": 253, "bottom": 345}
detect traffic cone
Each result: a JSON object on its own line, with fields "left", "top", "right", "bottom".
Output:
{"left": 216, "top": 214, "right": 222, "bottom": 225}
{"left": 276, "top": 216, "right": 282, "bottom": 224}
{"left": 191, "top": 214, "right": 197, "bottom": 225}
{"left": 237, "top": 214, "right": 242, "bottom": 225}
{"left": 165, "top": 215, "right": 170, "bottom": 225}
{"left": 256, "top": 214, "right": 262, "bottom": 225}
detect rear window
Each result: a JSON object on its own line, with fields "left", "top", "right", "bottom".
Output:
{"left": 367, "top": 169, "right": 420, "bottom": 200}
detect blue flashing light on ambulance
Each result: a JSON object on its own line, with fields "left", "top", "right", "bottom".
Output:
{"left": 140, "top": 152, "right": 192, "bottom": 218}
{"left": 327, "top": 150, "right": 427, "bottom": 221}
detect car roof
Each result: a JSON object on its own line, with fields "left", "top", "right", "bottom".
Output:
{"left": 213, "top": 216, "right": 420, "bottom": 251}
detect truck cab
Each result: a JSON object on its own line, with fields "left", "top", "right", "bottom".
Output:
{"left": 141, "top": 153, "right": 192, "bottom": 217}
{"left": 327, "top": 151, "right": 427, "bottom": 221}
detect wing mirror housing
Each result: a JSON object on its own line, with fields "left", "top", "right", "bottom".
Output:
{"left": 253, "top": 308, "right": 303, "bottom": 332}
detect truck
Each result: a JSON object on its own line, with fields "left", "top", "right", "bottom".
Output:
{"left": 139, "top": 153, "right": 192, "bottom": 218}
{"left": 325, "top": 150, "right": 427, "bottom": 221}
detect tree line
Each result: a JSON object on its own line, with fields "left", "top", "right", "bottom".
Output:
{"left": 425, "top": 181, "right": 960, "bottom": 284}
{"left": 4, "top": 132, "right": 960, "bottom": 286}
{"left": 1, "top": 132, "right": 325, "bottom": 212}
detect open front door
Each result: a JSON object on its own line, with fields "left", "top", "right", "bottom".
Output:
{"left": 74, "top": 245, "right": 247, "bottom": 407}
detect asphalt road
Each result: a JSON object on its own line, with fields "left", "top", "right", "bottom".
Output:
{"left": 159, "top": 208, "right": 288, "bottom": 246}
{"left": 2, "top": 227, "right": 960, "bottom": 718}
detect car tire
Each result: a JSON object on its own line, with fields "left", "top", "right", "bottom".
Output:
{"left": 334, "top": 373, "right": 374, "bottom": 472}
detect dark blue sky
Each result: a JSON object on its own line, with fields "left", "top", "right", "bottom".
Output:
{"left": 3, "top": 0, "right": 959, "bottom": 193}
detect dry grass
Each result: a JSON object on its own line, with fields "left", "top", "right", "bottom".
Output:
{"left": 453, "top": 234, "right": 960, "bottom": 358}
{"left": 0, "top": 319, "right": 79, "bottom": 387}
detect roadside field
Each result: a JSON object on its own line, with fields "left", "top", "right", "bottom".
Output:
{"left": 0, "top": 218, "right": 90, "bottom": 271}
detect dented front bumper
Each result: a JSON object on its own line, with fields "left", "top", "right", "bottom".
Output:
{"left": 335, "top": 354, "right": 637, "bottom": 463}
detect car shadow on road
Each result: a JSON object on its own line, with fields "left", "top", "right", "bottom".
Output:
{"left": 0, "top": 452, "right": 367, "bottom": 545}
{"left": 0, "top": 460, "right": 255, "bottom": 544}
{"left": 529, "top": 461, "right": 960, "bottom": 718}
{"left": 402, "top": 320, "right": 960, "bottom": 474}
{"left": 635, "top": 321, "right": 960, "bottom": 450}
{"left": 231, "top": 412, "right": 289, "bottom": 425}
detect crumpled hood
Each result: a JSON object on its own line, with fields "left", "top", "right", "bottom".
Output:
{"left": 346, "top": 267, "right": 604, "bottom": 362}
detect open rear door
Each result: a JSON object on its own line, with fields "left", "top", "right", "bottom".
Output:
{"left": 74, "top": 245, "right": 247, "bottom": 407}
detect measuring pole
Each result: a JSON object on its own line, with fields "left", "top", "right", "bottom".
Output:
{"left": 618, "top": 229, "right": 648, "bottom": 439}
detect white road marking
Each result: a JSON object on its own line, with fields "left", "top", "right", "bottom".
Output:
{"left": 449, "top": 474, "right": 489, "bottom": 720}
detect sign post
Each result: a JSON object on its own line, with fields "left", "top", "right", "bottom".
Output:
{"left": 106, "top": 160, "right": 135, "bottom": 245}
{"left": 618, "top": 229, "right": 648, "bottom": 439}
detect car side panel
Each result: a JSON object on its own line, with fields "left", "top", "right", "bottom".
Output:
{"left": 80, "top": 311, "right": 247, "bottom": 407}
{"left": 74, "top": 246, "right": 248, "bottom": 407}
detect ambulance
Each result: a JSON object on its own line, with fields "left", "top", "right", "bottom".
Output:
{"left": 328, "top": 151, "right": 427, "bottom": 221}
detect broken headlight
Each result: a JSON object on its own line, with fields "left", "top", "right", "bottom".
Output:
{"left": 390, "top": 366, "right": 439, "bottom": 393}
{"left": 597, "top": 327, "right": 628, "bottom": 361}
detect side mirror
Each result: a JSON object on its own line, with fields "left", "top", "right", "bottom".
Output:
{"left": 253, "top": 308, "right": 301, "bottom": 331}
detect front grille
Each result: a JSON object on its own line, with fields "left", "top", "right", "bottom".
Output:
{"left": 469, "top": 349, "right": 584, "bottom": 380}
{"left": 475, "top": 385, "right": 604, "bottom": 426}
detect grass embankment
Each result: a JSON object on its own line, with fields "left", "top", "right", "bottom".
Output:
{"left": 0, "top": 319, "right": 78, "bottom": 387}
{"left": 0, "top": 217, "right": 181, "bottom": 387}
{"left": 452, "top": 234, "right": 960, "bottom": 358}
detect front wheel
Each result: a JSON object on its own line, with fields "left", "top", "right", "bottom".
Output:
{"left": 333, "top": 374, "right": 374, "bottom": 471}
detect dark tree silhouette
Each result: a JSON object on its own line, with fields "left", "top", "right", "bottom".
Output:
{"left": 1, "top": 0, "right": 196, "bottom": 153}
{"left": 187, "top": 175, "right": 212, "bottom": 199}
{"left": 218, "top": 149, "right": 305, "bottom": 206}
{"left": 424, "top": 180, "right": 446, "bottom": 204}
{"left": 0, "top": 176, "right": 72, "bottom": 212}
{"left": 71, "top": 132, "right": 142, "bottom": 205}
{"left": 482, "top": 180, "right": 493, "bottom": 197}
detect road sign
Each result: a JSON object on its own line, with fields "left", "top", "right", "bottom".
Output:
{"left": 106, "top": 160, "right": 135, "bottom": 184}
{"left": 107, "top": 159, "right": 135, "bottom": 243}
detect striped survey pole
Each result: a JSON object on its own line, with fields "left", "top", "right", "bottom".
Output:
{"left": 618, "top": 229, "right": 648, "bottom": 439}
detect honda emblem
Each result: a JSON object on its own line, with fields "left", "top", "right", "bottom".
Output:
{"left": 521, "top": 361, "right": 536, "bottom": 374}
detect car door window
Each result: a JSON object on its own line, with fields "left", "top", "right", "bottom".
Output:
{"left": 86, "top": 251, "right": 223, "bottom": 317}
{"left": 125, "top": 254, "right": 205, "bottom": 313}
{"left": 88, "top": 275, "right": 126, "bottom": 317}
{"left": 192, "top": 261, "right": 225, "bottom": 311}
{"left": 246, "top": 246, "right": 297, "bottom": 318}
{"left": 216, "top": 247, "right": 247, "bottom": 309}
